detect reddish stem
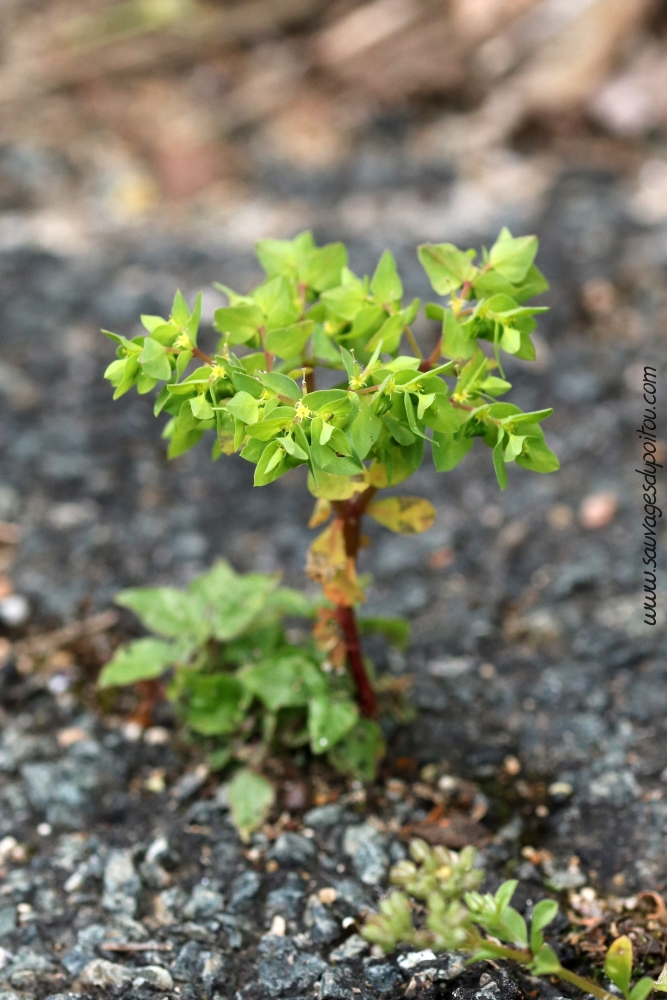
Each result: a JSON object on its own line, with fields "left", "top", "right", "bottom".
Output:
{"left": 336, "top": 605, "right": 376, "bottom": 717}
{"left": 332, "top": 487, "right": 378, "bottom": 717}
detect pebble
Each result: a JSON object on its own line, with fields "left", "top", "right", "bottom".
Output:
{"left": 579, "top": 492, "right": 618, "bottom": 529}
{"left": 258, "top": 935, "right": 328, "bottom": 994}
{"left": 328, "top": 933, "right": 369, "bottom": 962}
{"left": 342, "top": 823, "right": 389, "bottom": 885}
{"left": 269, "top": 831, "right": 317, "bottom": 866}
{"left": 102, "top": 849, "right": 140, "bottom": 915}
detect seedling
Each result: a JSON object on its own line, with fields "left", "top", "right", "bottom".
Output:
{"left": 102, "top": 229, "right": 558, "bottom": 723}
{"left": 98, "top": 561, "right": 392, "bottom": 833}
{"left": 363, "top": 840, "right": 667, "bottom": 1000}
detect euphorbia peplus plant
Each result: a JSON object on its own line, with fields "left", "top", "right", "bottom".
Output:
{"left": 103, "top": 228, "right": 558, "bottom": 719}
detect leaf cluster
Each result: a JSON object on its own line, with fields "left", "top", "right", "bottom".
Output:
{"left": 99, "top": 561, "right": 386, "bottom": 801}
{"left": 362, "top": 840, "right": 667, "bottom": 1000}
{"left": 103, "top": 229, "right": 558, "bottom": 496}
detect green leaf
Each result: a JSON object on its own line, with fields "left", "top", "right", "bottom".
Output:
{"left": 493, "top": 432, "right": 508, "bottom": 490}
{"left": 309, "top": 695, "right": 358, "bottom": 754}
{"left": 139, "top": 338, "right": 172, "bottom": 381}
{"left": 366, "top": 313, "right": 404, "bottom": 354}
{"left": 418, "top": 243, "right": 476, "bottom": 295}
{"left": 442, "top": 309, "right": 476, "bottom": 359}
{"left": 321, "top": 279, "right": 367, "bottom": 321}
{"left": 188, "top": 561, "right": 279, "bottom": 640}
{"left": 141, "top": 314, "right": 166, "bottom": 333}
{"left": 371, "top": 250, "right": 403, "bottom": 303}
{"left": 489, "top": 228, "right": 538, "bottom": 283}
{"left": 171, "top": 289, "right": 190, "bottom": 326}
{"left": 495, "top": 880, "right": 518, "bottom": 911}
{"left": 98, "top": 638, "right": 175, "bottom": 688}
{"left": 432, "top": 431, "right": 473, "bottom": 472}
{"left": 240, "top": 654, "right": 326, "bottom": 711}
{"left": 232, "top": 371, "right": 265, "bottom": 398}
{"left": 530, "top": 899, "right": 559, "bottom": 953}
{"left": 255, "top": 233, "right": 309, "bottom": 278}
{"left": 515, "top": 437, "right": 560, "bottom": 474}
{"left": 480, "top": 376, "right": 512, "bottom": 396}
{"left": 258, "top": 371, "right": 301, "bottom": 400}
{"left": 186, "top": 673, "right": 247, "bottom": 735}
{"left": 328, "top": 718, "right": 386, "bottom": 781}
{"left": 190, "top": 394, "right": 214, "bottom": 420}
{"left": 302, "top": 388, "right": 348, "bottom": 411}
{"left": 349, "top": 398, "right": 382, "bottom": 460}
{"left": 606, "top": 937, "right": 633, "bottom": 997}
{"left": 265, "top": 320, "right": 313, "bottom": 358}
{"left": 630, "top": 980, "right": 655, "bottom": 1000}
{"left": 530, "top": 943, "right": 561, "bottom": 975}
{"left": 500, "top": 907, "right": 528, "bottom": 947}
{"left": 267, "top": 587, "right": 318, "bottom": 618}
{"left": 421, "top": 394, "right": 461, "bottom": 433}
{"left": 512, "top": 263, "right": 549, "bottom": 302}
{"left": 228, "top": 769, "right": 275, "bottom": 842}
{"left": 116, "top": 587, "right": 205, "bottom": 639}
{"left": 358, "top": 616, "right": 410, "bottom": 650}
{"left": 254, "top": 440, "right": 288, "bottom": 485}
{"left": 300, "top": 242, "right": 348, "bottom": 291}
{"left": 653, "top": 967, "right": 667, "bottom": 994}
{"left": 214, "top": 304, "right": 263, "bottom": 345}
{"left": 227, "top": 391, "right": 260, "bottom": 425}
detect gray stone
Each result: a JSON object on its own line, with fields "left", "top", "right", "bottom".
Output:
{"left": 155, "top": 885, "right": 187, "bottom": 924}
{"left": 319, "top": 967, "right": 355, "bottom": 999}
{"left": 305, "top": 895, "right": 341, "bottom": 944}
{"left": 0, "top": 907, "right": 16, "bottom": 938}
{"left": 258, "top": 934, "right": 327, "bottom": 994}
{"left": 197, "top": 950, "right": 227, "bottom": 997}
{"left": 228, "top": 869, "right": 261, "bottom": 911}
{"left": 328, "top": 934, "right": 368, "bottom": 963}
{"left": 333, "top": 878, "right": 373, "bottom": 916}
{"left": 78, "top": 958, "right": 131, "bottom": 988}
{"left": 102, "top": 849, "right": 140, "bottom": 915}
{"left": 133, "top": 965, "right": 174, "bottom": 989}
{"left": 303, "top": 804, "right": 344, "bottom": 829}
{"left": 342, "top": 823, "right": 389, "bottom": 885}
{"left": 183, "top": 884, "right": 225, "bottom": 920}
{"left": 366, "top": 963, "right": 404, "bottom": 992}
{"left": 8, "top": 947, "right": 57, "bottom": 988}
{"left": 265, "top": 872, "right": 305, "bottom": 921}
{"left": 61, "top": 924, "right": 108, "bottom": 975}
{"left": 586, "top": 770, "right": 641, "bottom": 807}
{"left": 171, "top": 940, "right": 202, "bottom": 981}
{"left": 269, "top": 832, "right": 317, "bottom": 866}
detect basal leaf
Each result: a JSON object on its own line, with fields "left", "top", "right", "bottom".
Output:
{"left": 240, "top": 654, "right": 326, "bottom": 711}
{"left": 116, "top": 587, "right": 205, "bottom": 639}
{"left": 328, "top": 718, "right": 385, "bottom": 781}
{"left": 308, "top": 695, "right": 358, "bottom": 754}
{"left": 228, "top": 769, "right": 275, "bottom": 842}
{"left": 98, "top": 638, "right": 176, "bottom": 688}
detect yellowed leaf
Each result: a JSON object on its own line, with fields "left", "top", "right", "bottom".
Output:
{"left": 367, "top": 496, "right": 436, "bottom": 534}
{"left": 323, "top": 559, "right": 366, "bottom": 607}
{"left": 305, "top": 519, "right": 347, "bottom": 584}
{"left": 308, "top": 497, "right": 332, "bottom": 528}
{"left": 308, "top": 470, "right": 368, "bottom": 500}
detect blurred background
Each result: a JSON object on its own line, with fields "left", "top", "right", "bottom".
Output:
{"left": 1, "top": 0, "right": 667, "bottom": 246}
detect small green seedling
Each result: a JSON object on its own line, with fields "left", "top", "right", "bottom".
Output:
{"left": 99, "top": 560, "right": 393, "bottom": 833}
{"left": 101, "top": 229, "right": 558, "bottom": 750}
{"left": 363, "top": 840, "right": 667, "bottom": 1000}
